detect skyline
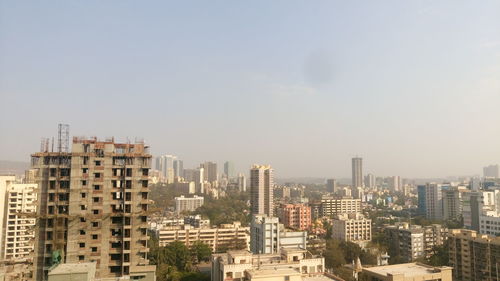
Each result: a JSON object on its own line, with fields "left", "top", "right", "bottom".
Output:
{"left": 1, "top": 1, "right": 500, "bottom": 178}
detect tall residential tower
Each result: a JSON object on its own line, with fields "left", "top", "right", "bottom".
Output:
{"left": 250, "top": 165, "right": 274, "bottom": 216}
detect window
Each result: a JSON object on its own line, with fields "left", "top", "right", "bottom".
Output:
{"left": 91, "top": 247, "right": 97, "bottom": 252}
{"left": 79, "top": 255, "right": 84, "bottom": 261}
{"left": 93, "top": 197, "right": 100, "bottom": 203}
{"left": 80, "top": 217, "right": 86, "bottom": 223}
{"left": 92, "top": 222, "right": 99, "bottom": 227}
{"left": 94, "top": 185, "right": 100, "bottom": 191}
{"left": 93, "top": 210, "right": 99, "bottom": 215}
{"left": 92, "top": 234, "right": 98, "bottom": 240}
{"left": 79, "top": 243, "right": 85, "bottom": 248}
{"left": 81, "top": 193, "right": 86, "bottom": 198}
{"left": 80, "top": 230, "right": 86, "bottom": 235}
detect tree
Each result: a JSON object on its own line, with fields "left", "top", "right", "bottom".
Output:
{"left": 165, "top": 241, "right": 191, "bottom": 271}
{"left": 324, "top": 239, "right": 346, "bottom": 269}
{"left": 340, "top": 241, "right": 362, "bottom": 263}
{"left": 189, "top": 241, "right": 212, "bottom": 263}
{"left": 425, "top": 241, "right": 450, "bottom": 266}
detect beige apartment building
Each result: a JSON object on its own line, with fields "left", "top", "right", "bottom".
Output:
{"left": 332, "top": 213, "right": 371, "bottom": 246}
{"left": 320, "top": 196, "right": 361, "bottom": 217}
{"left": 31, "top": 135, "right": 155, "bottom": 280}
{"left": 361, "top": 263, "right": 452, "bottom": 281}
{"left": 250, "top": 165, "right": 274, "bottom": 216}
{"left": 157, "top": 221, "right": 249, "bottom": 252}
{"left": 211, "top": 248, "right": 326, "bottom": 281}
{"left": 448, "top": 229, "right": 500, "bottom": 281}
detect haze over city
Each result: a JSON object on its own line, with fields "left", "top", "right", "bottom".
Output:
{"left": 1, "top": 1, "right": 500, "bottom": 178}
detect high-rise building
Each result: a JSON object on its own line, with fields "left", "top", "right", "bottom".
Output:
{"left": 352, "top": 157, "right": 363, "bottom": 188}
{"left": 173, "top": 159, "right": 183, "bottom": 179}
{"left": 277, "top": 203, "right": 311, "bottom": 231}
{"left": 418, "top": 183, "right": 443, "bottom": 220}
{"left": 156, "top": 154, "right": 177, "bottom": 183}
{"left": 31, "top": 137, "right": 155, "bottom": 280}
{"left": 3, "top": 183, "right": 37, "bottom": 260}
{"left": 201, "top": 161, "right": 218, "bottom": 183}
{"left": 223, "top": 161, "right": 235, "bottom": 179}
{"left": 484, "top": 164, "right": 499, "bottom": 178}
{"left": 250, "top": 165, "right": 273, "bottom": 216}
{"left": 388, "top": 176, "right": 401, "bottom": 192}
{"left": 442, "top": 186, "right": 469, "bottom": 221}
{"left": 417, "top": 185, "right": 427, "bottom": 215}
{"left": 0, "top": 175, "right": 16, "bottom": 258}
{"left": 364, "top": 174, "right": 375, "bottom": 189}
{"left": 237, "top": 173, "right": 246, "bottom": 192}
{"left": 326, "top": 179, "right": 337, "bottom": 193}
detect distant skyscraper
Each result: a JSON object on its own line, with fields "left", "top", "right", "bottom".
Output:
{"left": 352, "top": 157, "right": 363, "bottom": 188}
{"left": 224, "top": 161, "right": 235, "bottom": 178}
{"left": 201, "top": 161, "right": 218, "bottom": 183}
{"left": 250, "top": 165, "right": 274, "bottom": 216}
{"left": 484, "top": 165, "right": 499, "bottom": 178}
{"left": 418, "top": 183, "right": 443, "bottom": 220}
{"left": 326, "top": 179, "right": 337, "bottom": 193}
{"left": 237, "top": 173, "right": 246, "bottom": 192}
{"left": 173, "top": 159, "right": 183, "bottom": 179}
{"left": 388, "top": 176, "right": 401, "bottom": 192}
{"left": 364, "top": 174, "right": 375, "bottom": 188}
{"left": 157, "top": 154, "right": 177, "bottom": 183}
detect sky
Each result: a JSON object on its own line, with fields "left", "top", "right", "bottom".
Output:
{"left": 1, "top": 1, "right": 500, "bottom": 178}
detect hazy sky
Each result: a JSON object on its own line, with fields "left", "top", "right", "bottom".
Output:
{"left": 1, "top": 1, "right": 500, "bottom": 178}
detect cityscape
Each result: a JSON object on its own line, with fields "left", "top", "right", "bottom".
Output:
{"left": 1, "top": 1, "right": 500, "bottom": 281}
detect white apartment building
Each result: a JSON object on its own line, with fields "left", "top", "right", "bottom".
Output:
{"left": 174, "top": 195, "right": 204, "bottom": 214}
{"left": 211, "top": 248, "right": 326, "bottom": 281}
{"left": 0, "top": 176, "right": 37, "bottom": 261}
{"left": 332, "top": 213, "right": 372, "bottom": 245}
{"left": 157, "top": 221, "right": 249, "bottom": 252}
{"left": 250, "top": 215, "right": 307, "bottom": 255}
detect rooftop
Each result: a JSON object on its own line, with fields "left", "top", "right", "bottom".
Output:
{"left": 363, "top": 263, "right": 451, "bottom": 277}
{"left": 48, "top": 262, "right": 96, "bottom": 275}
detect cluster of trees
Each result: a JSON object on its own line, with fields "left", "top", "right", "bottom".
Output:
{"left": 149, "top": 183, "right": 184, "bottom": 210}
{"left": 194, "top": 192, "right": 250, "bottom": 226}
{"left": 322, "top": 239, "right": 377, "bottom": 281}
{"left": 149, "top": 233, "right": 212, "bottom": 281}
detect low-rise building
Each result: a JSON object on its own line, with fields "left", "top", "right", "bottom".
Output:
{"left": 174, "top": 195, "right": 204, "bottom": 214}
{"left": 157, "top": 221, "right": 249, "bottom": 252}
{"left": 320, "top": 196, "right": 361, "bottom": 217}
{"left": 211, "top": 248, "right": 326, "bottom": 281}
{"left": 332, "top": 213, "right": 371, "bottom": 246}
{"left": 361, "top": 263, "right": 452, "bottom": 281}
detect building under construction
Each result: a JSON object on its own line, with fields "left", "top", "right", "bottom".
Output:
{"left": 31, "top": 125, "right": 155, "bottom": 280}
